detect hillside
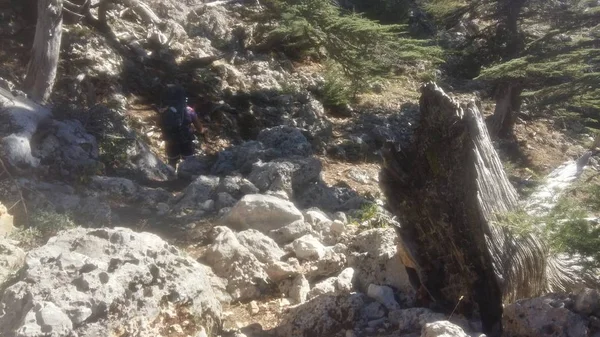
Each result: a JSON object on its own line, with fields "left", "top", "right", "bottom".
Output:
{"left": 0, "top": 0, "right": 599, "bottom": 337}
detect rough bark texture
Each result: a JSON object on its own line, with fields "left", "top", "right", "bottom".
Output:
{"left": 23, "top": 0, "right": 64, "bottom": 104}
{"left": 381, "top": 82, "right": 599, "bottom": 335}
{"left": 380, "top": 83, "right": 511, "bottom": 336}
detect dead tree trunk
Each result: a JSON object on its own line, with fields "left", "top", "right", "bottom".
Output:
{"left": 23, "top": 0, "right": 64, "bottom": 104}
{"left": 380, "top": 83, "right": 514, "bottom": 336}
{"left": 381, "top": 83, "right": 598, "bottom": 335}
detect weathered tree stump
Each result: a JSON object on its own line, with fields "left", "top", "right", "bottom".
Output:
{"left": 380, "top": 83, "right": 512, "bottom": 335}
{"left": 381, "top": 83, "right": 598, "bottom": 335}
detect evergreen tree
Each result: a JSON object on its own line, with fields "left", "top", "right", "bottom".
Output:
{"left": 477, "top": 0, "right": 600, "bottom": 136}
{"left": 257, "top": 0, "right": 441, "bottom": 103}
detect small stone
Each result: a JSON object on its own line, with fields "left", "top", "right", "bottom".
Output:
{"left": 346, "top": 330, "right": 357, "bottom": 337}
{"left": 289, "top": 274, "right": 310, "bottom": 304}
{"left": 248, "top": 301, "right": 259, "bottom": 315}
{"left": 333, "top": 212, "right": 348, "bottom": 225}
{"left": 367, "top": 284, "right": 400, "bottom": 310}
{"left": 200, "top": 199, "right": 215, "bottom": 211}
{"left": 170, "top": 324, "right": 184, "bottom": 333}
{"left": 422, "top": 321, "right": 469, "bottom": 337}
{"left": 156, "top": 202, "right": 169, "bottom": 215}
{"left": 279, "top": 298, "right": 292, "bottom": 308}
{"left": 330, "top": 220, "right": 345, "bottom": 234}
{"left": 292, "top": 234, "right": 326, "bottom": 259}
{"left": 336, "top": 268, "right": 355, "bottom": 292}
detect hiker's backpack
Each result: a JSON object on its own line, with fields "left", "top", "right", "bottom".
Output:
{"left": 160, "top": 84, "right": 189, "bottom": 140}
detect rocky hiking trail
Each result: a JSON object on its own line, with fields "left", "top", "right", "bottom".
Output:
{"left": 1, "top": 0, "right": 600, "bottom": 337}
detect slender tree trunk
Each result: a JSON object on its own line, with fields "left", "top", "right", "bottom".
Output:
{"left": 488, "top": 82, "right": 522, "bottom": 139}
{"left": 23, "top": 0, "right": 64, "bottom": 104}
{"left": 495, "top": 0, "right": 527, "bottom": 59}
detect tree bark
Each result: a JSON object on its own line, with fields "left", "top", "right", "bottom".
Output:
{"left": 380, "top": 83, "right": 513, "bottom": 336}
{"left": 23, "top": 0, "right": 64, "bottom": 104}
{"left": 381, "top": 83, "right": 598, "bottom": 335}
{"left": 495, "top": 0, "right": 527, "bottom": 60}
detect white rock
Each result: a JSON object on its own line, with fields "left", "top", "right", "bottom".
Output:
{"left": 289, "top": 274, "right": 310, "bottom": 304}
{"left": 0, "top": 239, "right": 25, "bottom": 288}
{"left": 268, "top": 220, "right": 314, "bottom": 244}
{"left": 203, "top": 226, "right": 270, "bottom": 301}
{"left": 0, "top": 203, "right": 14, "bottom": 238}
{"left": 348, "top": 228, "right": 414, "bottom": 303}
{"left": 421, "top": 321, "right": 468, "bottom": 337}
{"left": 305, "top": 209, "right": 331, "bottom": 227}
{"left": 330, "top": 220, "right": 345, "bottom": 234}
{"left": 367, "top": 284, "right": 401, "bottom": 310}
{"left": 223, "top": 194, "right": 304, "bottom": 233}
{"left": 236, "top": 229, "right": 285, "bottom": 263}
{"left": 333, "top": 212, "right": 348, "bottom": 225}
{"left": 248, "top": 301, "right": 260, "bottom": 315}
{"left": 308, "top": 277, "right": 337, "bottom": 299}
{"left": 0, "top": 227, "right": 222, "bottom": 337}
{"left": 292, "top": 235, "right": 326, "bottom": 260}
{"left": 336, "top": 268, "right": 355, "bottom": 292}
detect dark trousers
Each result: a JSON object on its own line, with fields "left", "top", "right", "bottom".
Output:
{"left": 166, "top": 140, "right": 195, "bottom": 166}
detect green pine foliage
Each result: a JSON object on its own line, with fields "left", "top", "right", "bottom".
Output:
{"left": 258, "top": 0, "right": 442, "bottom": 100}
{"left": 477, "top": 6, "right": 600, "bottom": 124}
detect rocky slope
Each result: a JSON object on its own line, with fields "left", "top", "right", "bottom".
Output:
{"left": 0, "top": 1, "right": 599, "bottom": 337}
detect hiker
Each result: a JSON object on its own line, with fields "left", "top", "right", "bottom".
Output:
{"left": 159, "top": 84, "right": 205, "bottom": 167}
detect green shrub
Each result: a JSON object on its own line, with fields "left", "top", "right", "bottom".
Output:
{"left": 10, "top": 210, "right": 76, "bottom": 249}
{"left": 497, "top": 183, "right": 600, "bottom": 270}
{"left": 258, "top": 0, "right": 441, "bottom": 97}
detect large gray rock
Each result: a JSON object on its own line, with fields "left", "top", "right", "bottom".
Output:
{"left": 257, "top": 126, "right": 312, "bottom": 158}
{"left": 222, "top": 194, "right": 304, "bottom": 233}
{"left": 574, "top": 288, "right": 600, "bottom": 315}
{"left": 273, "top": 294, "right": 368, "bottom": 337}
{"left": 503, "top": 294, "right": 589, "bottom": 337}
{"left": 0, "top": 227, "right": 222, "bottom": 337}
{"left": 202, "top": 226, "right": 270, "bottom": 302}
{"left": 202, "top": 227, "right": 297, "bottom": 302}
{"left": 268, "top": 220, "right": 314, "bottom": 244}
{"left": 248, "top": 157, "right": 322, "bottom": 197}
{"left": 292, "top": 234, "right": 326, "bottom": 260}
{"left": 348, "top": 228, "right": 414, "bottom": 304}
{"left": 32, "top": 119, "right": 100, "bottom": 178}
{"left": 172, "top": 175, "right": 220, "bottom": 214}
{"left": 0, "top": 89, "right": 50, "bottom": 171}
{"left": 187, "top": 5, "right": 235, "bottom": 47}
{"left": 126, "top": 138, "right": 176, "bottom": 182}
{"left": 367, "top": 284, "right": 401, "bottom": 311}
{"left": 177, "top": 155, "right": 214, "bottom": 180}
{"left": 236, "top": 229, "right": 285, "bottom": 264}
{"left": 0, "top": 239, "right": 25, "bottom": 289}
{"left": 216, "top": 176, "right": 260, "bottom": 199}
{"left": 211, "top": 127, "right": 314, "bottom": 176}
